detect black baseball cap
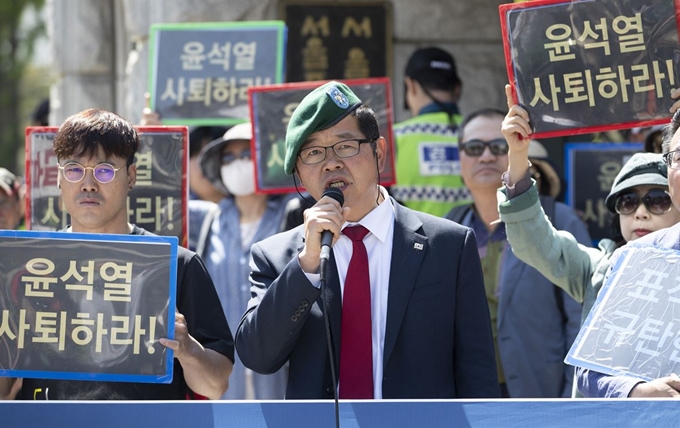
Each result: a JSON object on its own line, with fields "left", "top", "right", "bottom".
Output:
{"left": 404, "top": 47, "right": 461, "bottom": 90}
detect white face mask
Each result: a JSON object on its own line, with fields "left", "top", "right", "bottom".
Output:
{"left": 220, "top": 159, "right": 256, "bottom": 196}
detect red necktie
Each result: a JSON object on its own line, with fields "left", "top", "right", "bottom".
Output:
{"left": 339, "top": 225, "right": 374, "bottom": 399}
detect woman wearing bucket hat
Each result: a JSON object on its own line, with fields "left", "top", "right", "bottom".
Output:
{"left": 188, "top": 122, "right": 305, "bottom": 400}
{"left": 499, "top": 84, "right": 680, "bottom": 398}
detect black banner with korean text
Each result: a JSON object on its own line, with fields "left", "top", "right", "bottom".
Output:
{"left": 500, "top": 0, "right": 680, "bottom": 138}
{"left": 25, "top": 127, "right": 188, "bottom": 246}
{"left": 248, "top": 78, "right": 396, "bottom": 193}
{"left": 0, "top": 230, "right": 178, "bottom": 383}
{"left": 565, "top": 142, "right": 643, "bottom": 244}
{"left": 281, "top": 0, "right": 393, "bottom": 82}
{"left": 149, "top": 22, "right": 286, "bottom": 126}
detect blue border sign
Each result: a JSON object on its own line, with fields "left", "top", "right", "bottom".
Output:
{"left": 0, "top": 230, "right": 178, "bottom": 384}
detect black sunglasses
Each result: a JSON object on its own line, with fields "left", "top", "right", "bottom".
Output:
{"left": 460, "top": 139, "right": 509, "bottom": 157}
{"left": 615, "top": 189, "right": 672, "bottom": 215}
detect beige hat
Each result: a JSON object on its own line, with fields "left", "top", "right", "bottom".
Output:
{"left": 528, "top": 140, "right": 561, "bottom": 198}
{"left": 604, "top": 152, "right": 668, "bottom": 213}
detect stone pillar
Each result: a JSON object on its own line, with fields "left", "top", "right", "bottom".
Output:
{"left": 49, "top": 0, "right": 115, "bottom": 125}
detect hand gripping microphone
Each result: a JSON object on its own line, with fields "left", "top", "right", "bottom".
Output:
{"left": 319, "top": 187, "right": 344, "bottom": 261}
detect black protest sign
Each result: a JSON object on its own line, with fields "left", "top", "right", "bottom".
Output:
{"left": 248, "top": 78, "right": 396, "bottom": 193}
{"left": 500, "top": 0, "right": 680, "bottom": 139}
{"left": 25, "top": 127, "right": 188, "bottom": 246}
{"left": 565, "top": 142, "right": 643, "bottom": 244}
{"left": 0, "top": 230, "right": 177, "bottom": 383}
{"left": 567, "top": 243, "right": 680, "bottom": 380}
{"left": 149, "top": 21, "right": 286, "bottom": 126}
{"left": 280, "top": 0, "right": 393, "bottom": 82}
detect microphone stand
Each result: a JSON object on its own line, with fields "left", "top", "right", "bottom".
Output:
{"left": 319, "top": 255, "right": 341, "bottom": 428}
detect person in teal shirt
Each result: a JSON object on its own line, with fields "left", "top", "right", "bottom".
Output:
{"left": 499, "top": 84, "right": 680, "bottom": 397}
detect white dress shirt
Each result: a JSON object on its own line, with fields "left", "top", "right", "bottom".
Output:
{"left": 301, "top": 188, "right": 395, "bottom": 398}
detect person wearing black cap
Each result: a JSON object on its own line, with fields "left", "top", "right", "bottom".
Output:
{"left": 235, "top": 81, "right": 499, "bottom": 399}
{"left": 391, "top": 47, "right": 472, "bottom": 217}
{"left": 500, "top": 85, "right": 680, "bottom": 398}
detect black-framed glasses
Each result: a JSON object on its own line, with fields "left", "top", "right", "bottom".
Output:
{"left": 58, "top": 162, "right": 122, "bottom": 184}
{"left": 298, "top": 138, "right": 373, "bottom": 165}
{"left": 221, "top": 149, "right": 251, "bottom": 165}
{"left": 663, "top": 150, "right": 680, "bottom": 170}
{"left": 460, "top": 139, "right": 509, "bottom": 157}
{"left": 615, "top": 189, "right": 672, "bottom": 215}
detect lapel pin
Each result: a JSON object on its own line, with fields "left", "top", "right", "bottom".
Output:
{"left": 414, "top": 243, "right": 423, "bottom": 250}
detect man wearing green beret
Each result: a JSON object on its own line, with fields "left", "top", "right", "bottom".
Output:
{"left": 235, "top": 81, "right": 499, "bottom": 399}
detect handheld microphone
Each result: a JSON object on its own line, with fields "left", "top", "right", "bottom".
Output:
{"left": 319, "top": 187, "right": 344, "bottom": 261}
{"left": 318, "top": 186, "right": 345, "bottom": 428}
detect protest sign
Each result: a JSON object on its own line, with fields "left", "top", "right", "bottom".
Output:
{"left": 500, "top": 0, "right": 680, "bottom": 139}
{"left": 280, "top": 0, "right": 393, "bottom": 82}
{"left": 0, "top": 230, "right": 178, "bottom": 383}
{"left": 564, "top": 142, "right": 643, "bottom": 244}
{"left": 25, "top": 126, "right": 188, "bottom": 246}
{"left": 149, "top": 21, "right": 286, "bottom": 125}
{"left": 566, "top": 243, "right": 680, "bottom": 380}
{"left": 248, "top": 78, "right": 396, "bottom": 193}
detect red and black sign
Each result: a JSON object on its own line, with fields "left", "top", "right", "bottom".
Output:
{"left": 248, "top": 78, "right": 396, "bottom": 193}
{"left": 25, "top": 127, "right": 188, "bottom": 246}
{"left": 500, "top": 0, "right": 680, "bottom": 138}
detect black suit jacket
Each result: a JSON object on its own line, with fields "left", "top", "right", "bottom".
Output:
{"left": 235, "top": 199, "right": 500, "bottom": 399}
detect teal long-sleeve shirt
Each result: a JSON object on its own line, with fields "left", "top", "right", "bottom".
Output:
{"left": 497, "top": 179, "right": 615, "bottom": 324}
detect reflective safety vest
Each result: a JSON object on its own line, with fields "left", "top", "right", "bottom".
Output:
{"left": 391, "top": 112, "right": 472, "bottom": 217}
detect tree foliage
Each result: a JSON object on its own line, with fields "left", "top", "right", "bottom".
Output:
{"left": 0, "top": 0, "right": 46, "bottom": 175}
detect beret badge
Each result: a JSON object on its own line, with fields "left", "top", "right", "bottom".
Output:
{"left": 327, "top": 85, "right": 350, "bottom": 109}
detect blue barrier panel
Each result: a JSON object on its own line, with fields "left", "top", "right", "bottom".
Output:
{"left": 2, "top": 399, "right": 678, "bottom": 428}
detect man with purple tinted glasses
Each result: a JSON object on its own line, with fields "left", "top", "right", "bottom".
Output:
{"left": 0, "top": 108, "right": 234, "bottom": 400}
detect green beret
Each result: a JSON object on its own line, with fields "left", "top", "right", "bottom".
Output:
{"left": 284, "top": 81, "right": 362, "bottom": 174}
